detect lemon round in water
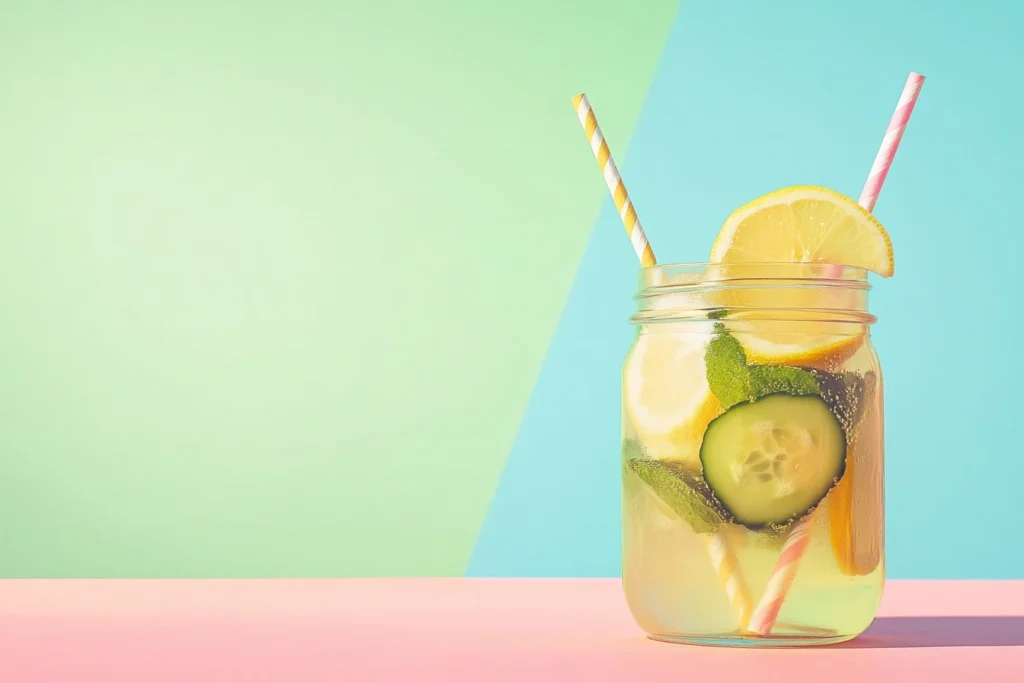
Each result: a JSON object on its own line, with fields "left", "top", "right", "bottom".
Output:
{"left": 623, "top": 332, "right": 723, "bottom": 464}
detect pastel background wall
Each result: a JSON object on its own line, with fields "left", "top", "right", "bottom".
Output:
{"left": 0, "top": 0, "right": 1020, "bottom": 579}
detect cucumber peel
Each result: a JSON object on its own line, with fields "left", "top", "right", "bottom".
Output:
{"left": 700, "top": 394, "right": 847, "bottom": 529}
{"left": 700, "top": 324, "right": 871, "bottom": 531}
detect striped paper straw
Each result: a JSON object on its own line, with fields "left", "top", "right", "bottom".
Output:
{"left": 571, "top": 94, "right": 656, "bottom": 267}
{"left": 858, "top": 72, "right": 926, "bottom": 213}
{"left": 746, "top": 512, "right": 818, "bottom": 636}
{"left": 573, "top": 92, "right": 751, "bottom": 628}
{"left": 750, "top": 72, "right": 928, "bottom": 636}
{"left": 705, "top": 532, "right": 755, "bottom": 630}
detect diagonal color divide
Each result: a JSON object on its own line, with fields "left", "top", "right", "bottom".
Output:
{"left": 468, "top": 0, "right": 1024, "bottom": 579}
{"left": 465, "top": 193, "right": 641, "bottom": 577}
{"left": 0, "top": 0, "right": 678, "bottom": 578}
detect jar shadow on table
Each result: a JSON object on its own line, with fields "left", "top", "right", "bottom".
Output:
{"left": 829, "top": 616, "right": 1024, "bottom": 649}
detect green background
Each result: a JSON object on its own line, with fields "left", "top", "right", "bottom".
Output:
{"left": 0, "top": 0, "right": 675, "bottom": 577}
{"left": 6, "top": 0, "right": 1023, "bottom": 580}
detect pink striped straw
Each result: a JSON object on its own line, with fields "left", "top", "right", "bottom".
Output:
{"left": 748, "top": 72, "right": 926, "bottom": 638}
{"left": 858, "top": 72, "right": 926, "bottom": 213}
{"left": 823, "top": 72, "right": 924, "bottom": 279}
{"left": 746, "top": 512, "right": 818, "bottom": 636}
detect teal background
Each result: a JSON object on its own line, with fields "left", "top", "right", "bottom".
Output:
{"left": 1, "top": 0, "right": 1021, "bottom": 579}
{"left": 470, "top": 0, "right": 1024, "bottom": 580}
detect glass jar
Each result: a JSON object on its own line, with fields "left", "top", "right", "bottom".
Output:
{"left": 621, "top": 262, "right": 884, "bottom": 647}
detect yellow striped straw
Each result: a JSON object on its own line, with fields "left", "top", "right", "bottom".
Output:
{"left": 573, "top": 92, "right": 753, "bottom": 629}
{"left": 571, "top": 94, "right": 656, "bottom": 267}
{"left": 705, "top": 532, "right": 755, "bottom": 630}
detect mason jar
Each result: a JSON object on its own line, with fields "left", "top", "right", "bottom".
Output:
{"left": 621, "top": 262, "right": 884, "bottom": 646}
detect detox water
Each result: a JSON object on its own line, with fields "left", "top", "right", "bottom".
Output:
{"left": 621, "top": 265, "right": 886, "bottom": 646}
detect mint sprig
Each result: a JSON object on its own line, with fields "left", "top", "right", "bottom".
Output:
{"left": 704, "top": 323, "right": 754, "bottom": 408}
{"left": 624, "top": 451, "right": 729, "bottom": 535}
{"left": 704, "top": 323, "right": 874, "bottom": 438}
{"left": 705, "top": 322, "right": 821, "bottom": 408}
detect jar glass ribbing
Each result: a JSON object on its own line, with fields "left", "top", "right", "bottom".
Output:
{"left": 621, "top": 262, "right": 884, "bottom": 647}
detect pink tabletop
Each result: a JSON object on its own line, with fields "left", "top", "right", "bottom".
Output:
{"left": 0, "top": 579, "right": 1021, "bottom": 682}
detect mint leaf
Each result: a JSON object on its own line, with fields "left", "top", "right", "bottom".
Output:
{"left": 704, "top": 325, "right": 878, "bottom": 444}
{"left": 705, "top": 323, "right": 822, "bottom": 407}
{"left": 749, "top": 364, "right": 821, "bottom": 398}
{"left": 626, "top": 458, "right": 728, "bottom": 534}
{"left": 704, "top": 323, "right": 752, "bottom": 408}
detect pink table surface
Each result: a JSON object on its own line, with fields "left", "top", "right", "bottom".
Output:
{"left": 0, "top": 579, "right": 1022, "bottom": 682}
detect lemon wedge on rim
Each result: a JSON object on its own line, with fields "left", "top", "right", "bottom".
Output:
{"left": 710, "top": 185, "right": 894, "bottom": 277}
{"left": 708, "top": 185, "right": 892, "bottom": 365}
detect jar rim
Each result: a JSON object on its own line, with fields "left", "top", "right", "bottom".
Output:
{"left": 640, "top": 261, "right": 871, "bottom": 281}
{"left": 632, "top": 261, "right": 876, "bottom": 326}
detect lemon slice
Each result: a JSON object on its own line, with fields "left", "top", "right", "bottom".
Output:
{"left": 710, "top": 185, "right": 894, "bottom": 277}
{"left": 708, "top": 186, "right": 891, "bottom": 365}
{"left": 727, "top": 317, "right": 865, "bottom": 368}
{"left": 623, "top": 332, "right": 722, "bottom": 463}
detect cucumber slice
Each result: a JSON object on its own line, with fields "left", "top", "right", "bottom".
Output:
{"left": 699, "top": 394, "right": 846, "bottom": 529}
